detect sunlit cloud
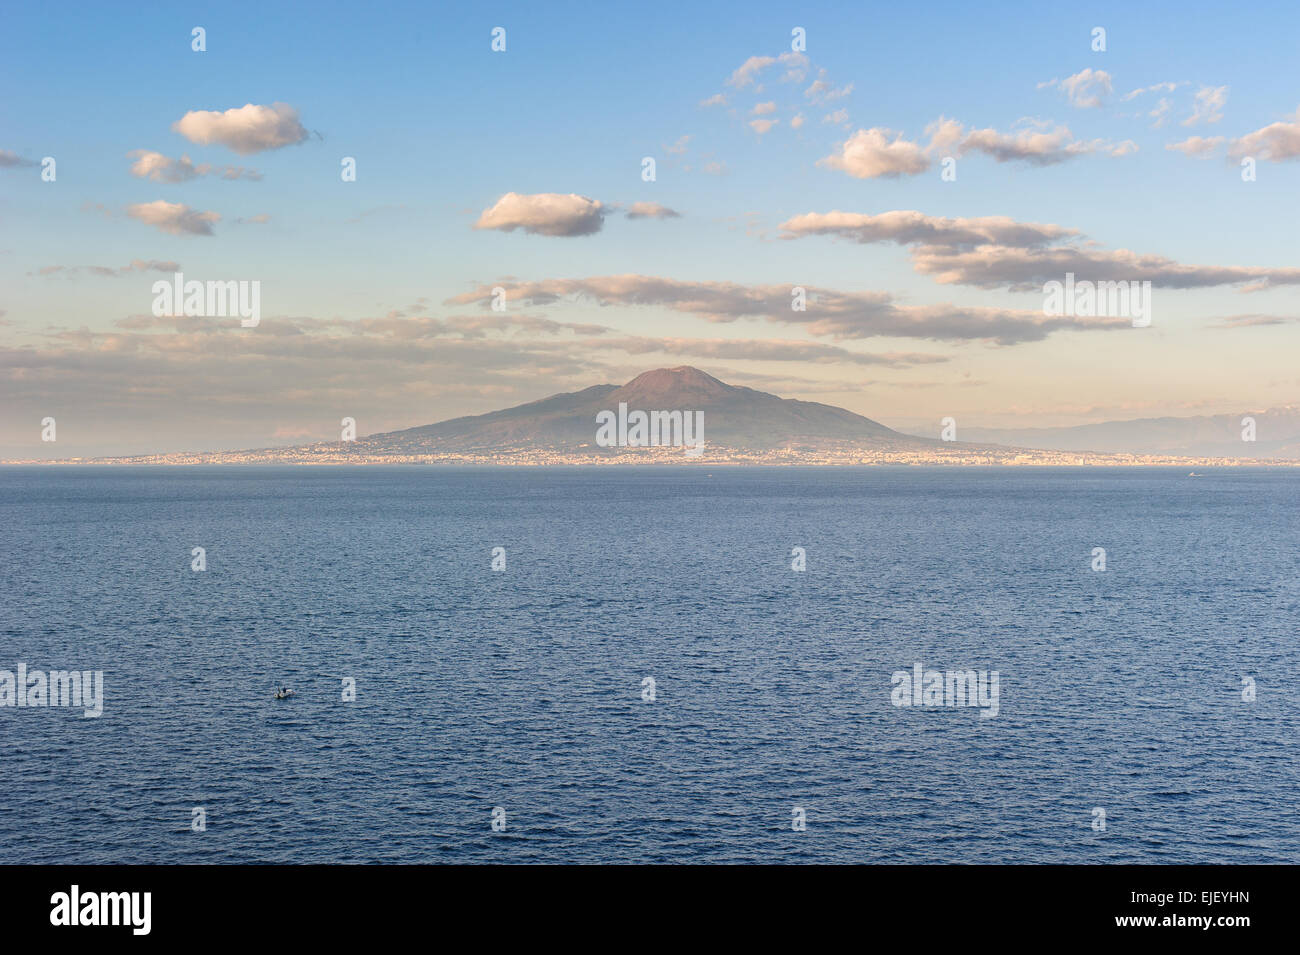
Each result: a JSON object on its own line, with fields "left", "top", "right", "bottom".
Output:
{"left": 126, "top": 200, "right": 221, "bottom": 236}
{"left": 447, "top": 274, "right": 1127, "bottom": 345}
{"left": 128, "top": 150, "right": 261, "bottom": 182}
{"left": 172, "top": 102, "right": 309, "bottom": 155}
{"left": 474, "top": 192, "right": 606, "bottom": 236}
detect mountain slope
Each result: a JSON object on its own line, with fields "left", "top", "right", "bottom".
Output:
{"left": 936, "top": 406, "right": 1300, "bottom": 459}
{"left": 359, "top": 366, "right": 938, "bottom": 453}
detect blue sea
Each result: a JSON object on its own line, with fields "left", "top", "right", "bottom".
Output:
{"left": 1, "top": 466, "right": 1297, "bottom": 864}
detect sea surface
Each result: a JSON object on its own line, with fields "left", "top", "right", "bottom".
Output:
{"left": 1, "top": 466, "right": 1297, "bottom": 864}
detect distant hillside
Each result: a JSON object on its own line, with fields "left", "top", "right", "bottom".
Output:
{"left": 929, "top": 407, "right": 1300, "bottom": 459}
{"left": 358, "top": 366, "right": 941, "bottom": 453}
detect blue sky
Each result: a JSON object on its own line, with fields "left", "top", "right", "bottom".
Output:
{"left": 2, "top": 0, "right": 1298, "bottom": 455}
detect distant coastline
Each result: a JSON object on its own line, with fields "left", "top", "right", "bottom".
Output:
{"left": 7, "top": 446, "right": 1297, "bottom": 467}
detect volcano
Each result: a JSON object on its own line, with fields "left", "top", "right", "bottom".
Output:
{"left": 356, "top": 366, "right": 938, "bottom": 453}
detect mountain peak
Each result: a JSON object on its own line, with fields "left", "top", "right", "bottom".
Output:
{"left": 612, "top": 366, "right": 733, "bottom": 405}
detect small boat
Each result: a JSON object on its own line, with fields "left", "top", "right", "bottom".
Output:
{"left": 273, "top": 687, "right": 295, "bottom": 700}
{"left": 1188, "top": 472, "right": 1203, "bottom": 477}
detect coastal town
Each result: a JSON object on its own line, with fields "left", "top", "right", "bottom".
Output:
{"left": 9, "top": 442, "right": 1285, "bottom": 468}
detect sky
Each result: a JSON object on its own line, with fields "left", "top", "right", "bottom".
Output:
{"left": 2, "top": 0, "right": 1298, "bottom": 456}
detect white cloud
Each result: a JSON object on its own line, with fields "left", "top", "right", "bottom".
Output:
{"left": 127, "top": 150, "right": 261, "bottom": 182}
{"left": 624, "top": 202, "right": 681, "bottom": 220}
{"left": 751, "top": 101, "right": 777, "bottom": 116}
{"left": 1122, "top": 81, "right": 1182, "bottom": 101}
{"left": 779, "top": 210, "right": 1076, "bottom": 248}
{"left": 1165, "top": 136, "right": 1225, "bottom": 158}
{"left": 1041, "top": 69, "right": 1113, "bottom": 108}
{"left": 906, "top": 244, "right": 1300, "bottom": 291}
{"left": 924, "top": 117, "right": 965, "bottom": 155}
{"left": 726, "top": 52, "right": 807, "bottom": 88}
{"left": 778, "top": 208, "right": 1300, "bottom": 292}
{"left": 818, "top": 117, "right": 1129, "bottom": 178}
{"left": 726, "top": 55, "right": 774, "bottom": 88}
{"left": 172, "top": 102, "right": 309, "bottom": 155}
{"left": 953, "top": 122, "right": 1104, "bottom": 165}
{"left": 1183, "top": 86, "right": 1228, "bottom": 126}
{"left": 818, "top": 128, "right": 930, "bottom": 179}
{"left": 126, "top": 200, "right": 221, "bottom": 236}
{"left": 448, "top": 274, "right": 1121, "bottom": 345}
{"left": 749, "top": 118, "right": 779, "bottom": 135}
{"left": 1228, "top": 107, "right": 1300, "bottom": 162}
{"left": 474, "top": 192, "right": 606, "bottom": 236}
{"left": 805, "top": 72, "right": 853, "bottom": 103}
{"left": 1149, "top": 98, "right": 1173, "bottom": 127}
